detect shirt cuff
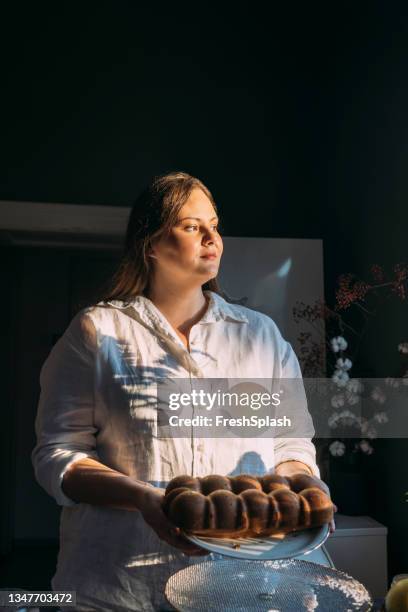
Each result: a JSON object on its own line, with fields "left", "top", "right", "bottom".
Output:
{"left": 274, "top": 451, "right": 320, "bottom": 479}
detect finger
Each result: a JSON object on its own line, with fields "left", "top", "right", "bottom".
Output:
{"left": 183, "top": 548, "right": 210, "bottom": 556}
{"left": 173, "top": 540, "right": 209, "bottom": 556}
{"left": 153, "top": 511, "right": 215, "bottom": 555}
{"left": 159, "top": 510, "right": 183, "bottom": 535}
{"left": 143, "top": 508, "right": 207, "bottom": 554}
{"left": 177, "top": 532, "right": 209, "bottom": 554}
{"left": 159, "top": 507, "right": 209, "bottom": 554}
{"left": 162, "top": 514, "right": 207, "bottom": 555}
{"left": 170, "top": 526, "right": 181, "bottom": 536}
{"left": 147, "top": 521, "right": 187, "bottom": 550}
{"left": 157, "top": 514, "right": 195, "bottom": 547}
{"left": 167, "top": 526, "right": 197, "bottom": 547}
{"left": 158, "top": 531, "right": 202, "bottom": 554}
{"left": 160, "top": 527, "right": 208, "bottom": 555}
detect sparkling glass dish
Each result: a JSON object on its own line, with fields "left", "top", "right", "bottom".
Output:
{"left": 165, "top": 559, "right": 372, "bottom": 611}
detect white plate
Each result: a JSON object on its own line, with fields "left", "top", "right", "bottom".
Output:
{"left": 184, "top": 524, "right": 330, "bottom": 560}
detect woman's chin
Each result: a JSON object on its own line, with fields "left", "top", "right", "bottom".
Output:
{"left": 198, "top": 267, "right": 219, "bottom": 282}
{"left": 197, "top": 260, "right": 219, "bottom": 274}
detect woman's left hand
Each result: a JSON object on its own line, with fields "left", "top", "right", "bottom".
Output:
{"left": 295, "top": 474, "right": 338, "bottom": 535}
{"left": 329, "top": 506, "right": 337, "bottom": 535}
{"left": 292, "top": 474, "right": 337, "bottom": 534}
{"left": 274, "top": 463, "right": 337, "bottom": 534}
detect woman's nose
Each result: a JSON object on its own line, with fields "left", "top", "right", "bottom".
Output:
{"left": 203, "top": 233, "right": 216, "bottom": 246}
{"left": 202, "top": 227, "right": 218, "bottom": 245}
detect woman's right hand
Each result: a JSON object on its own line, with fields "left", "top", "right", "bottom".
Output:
{"left": 139, "top": 486, "right": 209, "bottom": 557}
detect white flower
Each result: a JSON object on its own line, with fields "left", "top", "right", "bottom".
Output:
{"left": 339, "top": 409, "right": 354, "bottom": 418}
{"left": 331, "top": 336, "right": 348, "bottom": 352}
{"left": 385, "top": 377, "right": 400, "bottom": 388}
{"left": 332, "top": 369, "right": 350, "bottom": 387}
{"left": 359, "top": 440, "right": 374, "bottom": 455}
{"left": 398, "top": 342, "right": 408, "bottom": 354}
{"left": 329, "top": 440, "right": 346, "bottom": 456}
{"left": 336, "top": 357, "right": 353, "bottom": 371}
{"left": 361, "top": 421, "right": 378, "bottom": 438}
{"left": 347, "top": 378, "right": 364, "bottom": 394}
{"left": 328, "top": 412, "right": 339, "bottom": 428}
{"left": 371, "top": 386, "right": 386, "bottom": 404}
{"left": 373, "top": 411, "right": 388, "bottom": 424}
{"left": 331, "top": 394, "right": 345, "bottom": 408}
{"left": 345, "top": 390, "right": 360, "bottom": 406}
{"left": 338, "top": 409, "right": 358, "bottom": 426}
{"left": 366, "top": 427, "right": 378, "bottom": 439}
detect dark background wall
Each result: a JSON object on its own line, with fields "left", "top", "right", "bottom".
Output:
{"left": 2, "top": 4, "right": 408, "bottom": 269}
{"left": 1, "top": 0, "right": 407, "bottom": 590}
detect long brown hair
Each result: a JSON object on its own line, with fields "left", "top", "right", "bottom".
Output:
{"left": 100, "top": 171, "right": 223, "bottom": 303}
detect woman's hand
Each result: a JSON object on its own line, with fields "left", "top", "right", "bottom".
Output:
{"left": 139, "top": 486, "right": 209, "bottom": 556}
{"left": 275, "top": 463, "right": 338, "bottom": 534}
{"left": 292, "top": 474, "right": 338, "bottom": 535}
{"left": 306, "top": 476, "right": 338, "bottom": 535}
{"left": 328, "top": 508, "right": 337, "bottom": 534}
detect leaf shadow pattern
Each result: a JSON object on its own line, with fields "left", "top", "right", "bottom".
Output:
{"left": 95, "top": 333, "right": 274, "bottom": 484}
{"left": 228, "top": 451, "right": 268, "bottom": 476}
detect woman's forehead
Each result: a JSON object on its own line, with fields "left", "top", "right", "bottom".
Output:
{"left": 178, "top": 189, "right": 217, "bottom": 220}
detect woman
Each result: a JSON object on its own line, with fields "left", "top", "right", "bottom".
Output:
{"left": 32, "top": 171, "right": 335, "bottom": 611}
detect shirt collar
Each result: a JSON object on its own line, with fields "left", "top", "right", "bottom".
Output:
{"left": 102, "top": 290, "right": 248, "bottom": 325}
{"left": 200, "top": 290, "right": 249, "bottom": 324}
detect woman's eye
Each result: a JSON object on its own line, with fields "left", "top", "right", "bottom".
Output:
{"left": 183, "top": 224, "right": 219, "bottom": 233}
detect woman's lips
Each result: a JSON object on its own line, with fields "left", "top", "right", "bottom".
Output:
{"left": 201, "top": 254, "right": 217, "bottom": 259}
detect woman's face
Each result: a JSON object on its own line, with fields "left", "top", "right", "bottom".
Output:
{"left": 149, "top": 188, "right": 223, "bottom": 285}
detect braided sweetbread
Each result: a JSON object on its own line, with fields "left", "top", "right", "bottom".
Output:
{"left": 162, "top": 473, "right": 333, "bottom": 538}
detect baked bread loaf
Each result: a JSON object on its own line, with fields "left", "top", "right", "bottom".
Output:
{"left": 162, "top": 473, "right": 333, "bottom": 538}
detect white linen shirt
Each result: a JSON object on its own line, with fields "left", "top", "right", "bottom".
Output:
{"left": 32, "top": 290, "right": 319, "bottom": 612}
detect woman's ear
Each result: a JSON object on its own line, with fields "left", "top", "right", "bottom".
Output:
{"left": 146, "top": 240, "right": 158, "bottom": 259}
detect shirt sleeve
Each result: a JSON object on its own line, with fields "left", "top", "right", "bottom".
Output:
{"left": 31, "top": 310, "right": 100, "bottom": 506}
{"left": 273, "top": 340, "right": 321, "bottom": 478}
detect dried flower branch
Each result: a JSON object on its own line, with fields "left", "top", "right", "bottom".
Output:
{"left": 293, "top": 263, "right": 408, "bottom": 462}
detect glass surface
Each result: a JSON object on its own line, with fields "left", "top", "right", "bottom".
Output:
{"left": 165, "top": 559, "right": 372, "bottom": 611}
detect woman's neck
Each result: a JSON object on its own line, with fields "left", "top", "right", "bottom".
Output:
{"left": 145, "top": 283, "right": 209, "bottom": 334}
